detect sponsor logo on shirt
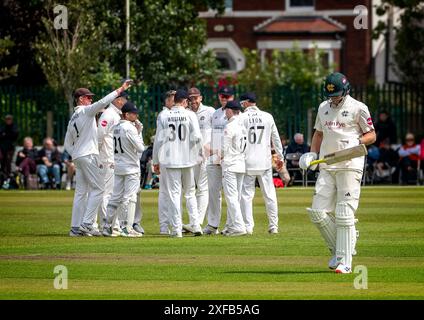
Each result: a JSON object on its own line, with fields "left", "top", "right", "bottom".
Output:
{"left": 324, "top": 121, "right": 346, "bottom": 128}
{"left": 101, "top": 120, "right": 108, "bottom": 127}
{"left": 341, "top": 110, "right": 349, "bottom": 117}
{"left": 367, "top": 117, "right": 373, "bottom": 126}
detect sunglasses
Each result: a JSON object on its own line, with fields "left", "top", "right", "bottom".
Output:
{"left": 219, "top": 94, "right": 232, "bottom": 99}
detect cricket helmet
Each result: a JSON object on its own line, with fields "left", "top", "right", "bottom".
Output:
{"left": 323, "top": 72, "right": 350, "bottom": 98}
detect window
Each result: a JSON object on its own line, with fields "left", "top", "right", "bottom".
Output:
{"left": 216, "top": 52, "right": 236, "bottom": 71}
{"left": 286, "top": 0, "right": 314, "bottom": 11}
{"left": 225, "top": 0, "right": 233, "bottom": 11}
{"left": 205, "top": 39, "right": 246, "bottom": 73}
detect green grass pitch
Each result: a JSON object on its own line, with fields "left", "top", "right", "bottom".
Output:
{"left": 0, "top": 186, "right": 423, "bottom": 300}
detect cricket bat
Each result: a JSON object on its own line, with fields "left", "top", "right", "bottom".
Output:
{"left": 309, "top": 144, "right": 368, "bottom": 167}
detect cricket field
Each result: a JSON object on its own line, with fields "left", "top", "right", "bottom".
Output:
{"left": 0, "top": 186, "right": 423, "bottom": 300}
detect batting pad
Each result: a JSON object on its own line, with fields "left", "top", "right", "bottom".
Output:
{"left": 335, "top": 202, "right": 355, "bottom": 268}
{"left": 307, "top": 208, "right": 336, "bottom": 254}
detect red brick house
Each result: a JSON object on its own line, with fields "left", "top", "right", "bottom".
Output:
{"left": 200, "top": 0, "right": 372, "bottom": 85}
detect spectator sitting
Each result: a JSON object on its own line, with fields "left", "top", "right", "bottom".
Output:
{"left": 15, "top": 137, "right": 38, "bottom": 187}
{"left": 398, "top": 133, "right": 421, "bottom": 184}
{"left": 36, "top": 137, "right": 62, "bottom": 189}
{"left": 280, "top": 134, "right": 289, "bottom": 155}
{"left": 374, "top": 110, "right": 397, "bottom": 146}
{"left": 285, "top": 133, "right": 310, "bottom": 184}
{"left": 375, "top": 139, "right": 399, "bottom": 182}
{"left": 62, "top": 150, "right": 75, "bottom": 190}
{"left": 0, "top": 114, "right": 19, "bottom": 187}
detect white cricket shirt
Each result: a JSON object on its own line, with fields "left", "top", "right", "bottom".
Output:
{"left": 98, "top": 103, "right": 122, "bottom": 164}
{"left": 314, "top": 95, "right": 375, "bottom": 170}
{"left": 64, "top": 91, "right": 118, "bottom": 160}
{"left": 113, "top": 120, "right": 145, "bottom": 175}
{"left": 222, "top": 115, "right": 246, "bottom": 173}
{"left": 153, "top": 106, "right": 202, "bottom": 169}
{"left": 208, "top": 106, "right": 227, "bottom": 165}
{"left": 240, "top": 105, "right": 284, "bottom": 175}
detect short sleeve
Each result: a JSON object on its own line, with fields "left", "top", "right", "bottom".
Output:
{"left": 357, "top": 103, "right": 375, "bottom": 133}
{"left": 314, "top": 112, "right": 323, "bottom": 131}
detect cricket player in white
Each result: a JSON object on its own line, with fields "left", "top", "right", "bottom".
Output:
{"left": 221, "top": 100, "right": 247, "bottom": 236}
{"left": 64, "top": 80, "right": 132, "bottom": 237}
{"left": 187, "top": 87, "right": 215, "bottom": 225}
{"left": 203, "top": 86, "right": 234, "bottom": 235}
{"left": 239, "top": 92, "right": 284, "bottom": 234}
{"left": 299, "top": 73, "right": 376, "bottom": 274}
{"left": 153, "top": 89, "right": 203, "bottom": 238}
{"left": 153, "top": 90, "right": 176, "bottom": 235}
{"left": 103, "top": 101, "right": 145, "bottom": 237}
{"left": 96, "top": 91, "right": 128, "bottom": 234}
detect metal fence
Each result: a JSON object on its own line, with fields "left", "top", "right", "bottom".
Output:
{"left": 0, "top": 83, "right": 422, "bottom": 145}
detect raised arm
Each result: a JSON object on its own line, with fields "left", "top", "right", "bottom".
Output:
{"left": 86, "top": 80, "right": 133, "bottom": 117}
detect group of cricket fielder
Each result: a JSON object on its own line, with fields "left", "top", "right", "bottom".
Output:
{"left": 63, "top": 72, "right": 376, "bottom": 274}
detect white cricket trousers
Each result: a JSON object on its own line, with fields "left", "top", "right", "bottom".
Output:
{"left": 165, "top": 167, "right": 200, "bottom": 234}
{"left": 206, "top": 164, "right": 223, "bottom": 228}
{"left": 193, "top": 161, "right": 209, "bottom": 225}
{"left": 312, "top": 169, "right": 363, "bottom": 268}
{"left": 222, "top": 170, "right": 246, "bottom": 232}
{"left": 105, "top": 173, "right": 140, "bottom": 228}
{"left": 240, "top": 168, "right": 279, "bottom": 232}
{"left": 134, "top": 190, "right": 142, "bottom": 226}
{"left": 158, "top": 166, "right": 169, "bottom": 231}
{"left": 95, "top": 163, "right": 120, "bottom": 230}
{"left": 71, "top": 154, "right": 104, "bottom": 228}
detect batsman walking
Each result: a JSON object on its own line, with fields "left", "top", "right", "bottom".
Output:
{"left": 299, "top": 73, "right": 376, "bottom": 273}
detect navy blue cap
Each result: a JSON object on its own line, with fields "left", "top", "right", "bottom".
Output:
{"left": 174, "top": 89, "right": 190, "bottom": 101}
{"left": 218, "top": 86, "right": 235, "bottom": 96}
{"left": 240, "top": 92, "right": 256, "bottom": 103}
{"left": 225, "top": 100, "right": 242, "bottom": 110}
{"left": 121, "top": 101, "right": 139, "bottom": 114}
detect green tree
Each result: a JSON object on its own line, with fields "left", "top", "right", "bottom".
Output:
{"left": 128, "top": 0, "right": 224, "bottom": 87}
{"left": 374, "top": 0, "right": 424, "bottom": 84}
{"left": 33, "top": 0, "right": 121, "bottom": 114}
{"left": 238, "top": 44, "right": 333, "bottom": 95}
{"left": 0, "top": 37, "right": 18, "bottom": 81}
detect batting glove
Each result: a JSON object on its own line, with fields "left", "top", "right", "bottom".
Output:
{"left": 299, "top": 152, "right": 318, "bottom": 170}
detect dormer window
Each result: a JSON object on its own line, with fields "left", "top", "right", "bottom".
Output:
{"left": 286, "top": 0, "right": 315, "bottom": 12}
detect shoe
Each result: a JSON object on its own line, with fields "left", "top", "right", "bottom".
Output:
{"left": 335, "top": 264, "right": 352, "bottom": 274}
{"left": 225, "top": 230, "right": 247, "bottom": 237}
{"left": 128, "top": 228, "right": 143, "bottom": 237}
{"left": 268, "top": 227, "right": 278, "bottom": 234}
{"left": 69, "top": 229, "right": 82, "bottom": 237}
{"left": 182, "top": 224, "right": 194, "bottom": 233}
{"left": 170, "top": 231, "right": 183, "bottom": 238}
{"left": 144, "top": 184, "right": 152, "bottom": 190}
{"left": 192, "top": 226, "right": 203, "bottom": 236}
{"left": 328, "top": 255, "right": 339, "bottom": 270}
{"left": 79, "top": 224, "right": 101, "bottom": 237}
{"left": 220, "top": 227, "right": 229, "bottom": 235}
{"left": 160, "top": 227, "right": 170, "bottom": 235}
{"left": 65, "top": 182, "right": 71, "bottom": 191}
{"left": 120, "top": 227, "right": 132, "bottom": 237}
{"left": 246, "top": 229, "right": 253, "bottom": 235}
{"left": 133, "top": 224, "right": 145, "bottom": 234}
{"left": 102, "top": 226, "right": 118, "bottom": 237}
{"left": 203, "top": 225, "right": 219, "bottom": 235}
{"left": 112, "top": 228, "right": 121, "bottom": 237}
